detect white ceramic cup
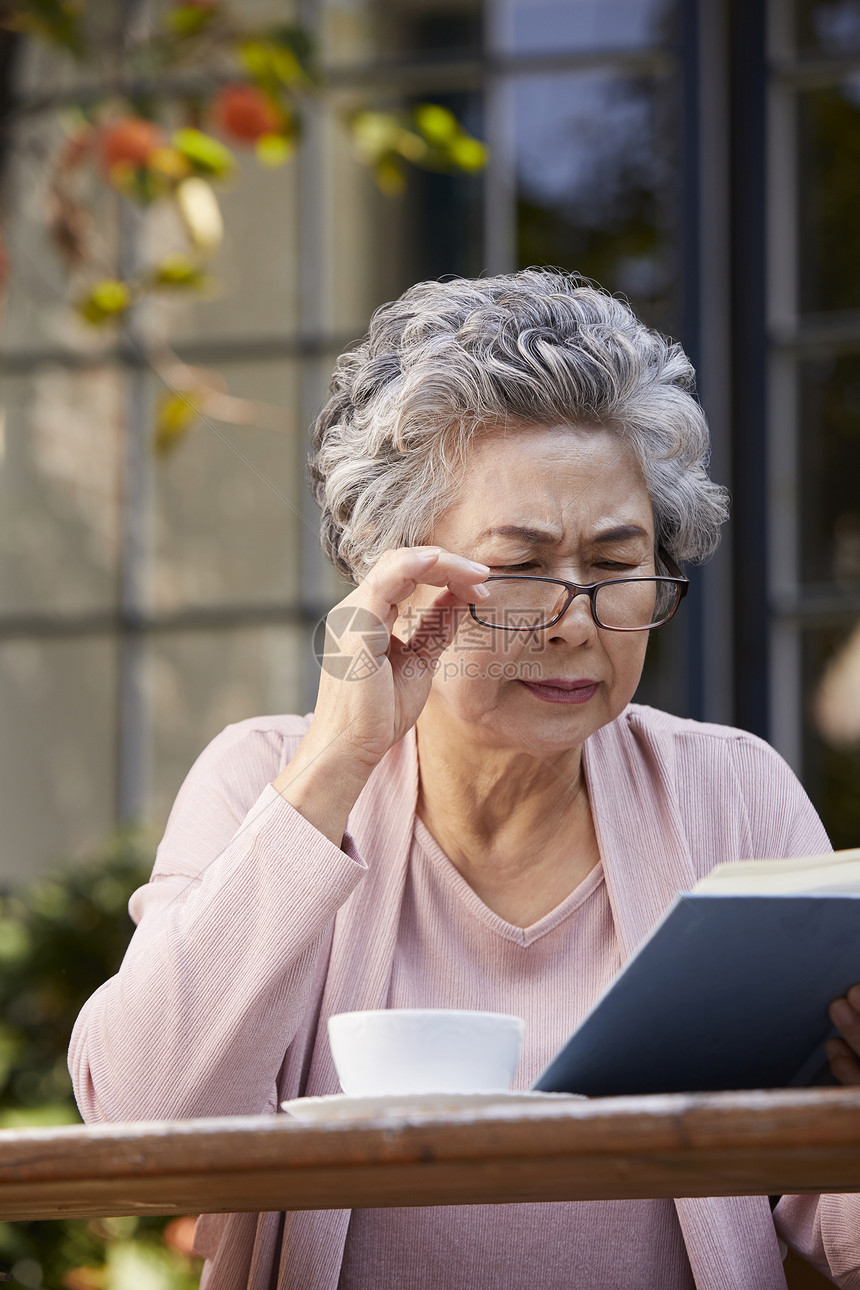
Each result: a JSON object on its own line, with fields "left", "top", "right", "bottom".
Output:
{"left": 327, "top": 1008, "right": 526, "bottom": 1096}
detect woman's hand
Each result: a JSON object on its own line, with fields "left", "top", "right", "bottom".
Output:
{"left": 826, "top": 984, "right": 860, "bottom": 1084}
{"left": 271, "top": 547, "right": 488, "bottom": 843}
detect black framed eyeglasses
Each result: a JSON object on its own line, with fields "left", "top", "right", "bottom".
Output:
{"left": 468, "top": 556, "right": 689, "bottom": 633}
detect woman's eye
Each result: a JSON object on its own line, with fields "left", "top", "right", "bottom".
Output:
{"left": 492, "top": 562, "right": 536, "bottom": 572}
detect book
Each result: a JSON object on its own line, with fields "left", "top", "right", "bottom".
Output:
{"left": 532, "top": 848, "right": 860, "bottom": 1097}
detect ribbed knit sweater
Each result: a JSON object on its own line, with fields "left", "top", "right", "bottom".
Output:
{"left": 69, "top": 705, "right": 860, "bottom": 1290}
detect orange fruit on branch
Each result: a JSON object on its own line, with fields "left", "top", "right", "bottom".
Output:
{"left": 99, "top": 117, "right": 165, "bottom": 174}
{"left": 211, "top": 83, "right": 280, "bottom": 143}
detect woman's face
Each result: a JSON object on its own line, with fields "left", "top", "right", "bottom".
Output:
{"left": 412, "top": 423, "right": 658, "bottom": 757}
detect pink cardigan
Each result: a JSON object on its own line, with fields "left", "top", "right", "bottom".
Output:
{"left": 69, "top": 704, "right": 858, "bottom": 1290}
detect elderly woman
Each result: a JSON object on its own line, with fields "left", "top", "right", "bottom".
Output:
{"left": 71, "top": 271, "right": 860, "bottom": 1290}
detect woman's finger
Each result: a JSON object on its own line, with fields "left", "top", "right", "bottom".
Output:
{"left": 360, "top": 548, "right": 489, "bottom": 619}
{"left": 826, "top": 1036, "right": 860, "bottom": 1085}
{"left": 827, "top": 987, "right": 860, "bottom": 1084}
{"left": 830, "top": 990, "right": 860, "bottom": 1052}
{"left": 399, "top": 590, "right": 469, "bottom": 664}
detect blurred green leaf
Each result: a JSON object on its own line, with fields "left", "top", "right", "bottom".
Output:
{"left": 75, "top": 280, "right": 132, "bottom": 325}
{"left": 411, "top": 104, "right": 487, "bottom": 172}
{"left": 172, "top": 128, "right": 234, "bottom": 178}
{"left": 351, "top": 111, "right": 402, "bottom": 163}
{"left": 255, "top": 131, "right": 295, "bottom": 167}
{"left": 448, "top": 134, "right": 488, "bottom": 171}
{"left": 0, "top": 918, "right": 30, "bottom": 963}
{"left": 352, "top": 106, "right": 486, "bottom": 181}
{"left": 154, "top": 390, "right": 202, "bottom": 456}
{"left": 414, "top": 103, "right": 459, "bottom": 147}
{"left": 269, "top": 23, "right": 317, "bottom": 78}
{"left": 238, "top": 27, "right": 316, "bottom": 92}
{"left": 0, "top": 1102, "right": 80, "bottom": 1129}
{"left": 150, "top": 254, "right": 208, "bottom": 289}
{"left": 238, "top": 38, "right": 302, "bottom": 91}
{"left": 237, "top": 39, "right": 271, "bottom": 83}
{"left": 394, "top": 130, "right": 429, "bottom": 164}
{"left": 148, "top": 146, "right": 192, "bottom": 181}
{"left": 374, "top": 155, "right": 406, "bottom": 195}
{"left": 164, "top": 5, "right": 216, "bottom": 38}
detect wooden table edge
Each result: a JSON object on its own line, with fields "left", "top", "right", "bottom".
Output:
{"left": 2, "top": 1088, "right": 859, "bottom": 1220}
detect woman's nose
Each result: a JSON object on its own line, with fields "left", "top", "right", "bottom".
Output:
{"left": 547, "top": 588, "right": 598, "bottom": 641}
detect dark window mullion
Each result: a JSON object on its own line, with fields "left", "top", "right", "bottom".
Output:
{"left": 730, "top": 0, "right": 770, "bottom": 739}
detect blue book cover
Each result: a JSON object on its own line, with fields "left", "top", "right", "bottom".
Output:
{"left": 532, "top": 894, "right": 860, "bottom": 1097}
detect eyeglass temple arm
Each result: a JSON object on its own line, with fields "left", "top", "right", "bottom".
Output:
{"left": 658, "top": 547, "right": 688, "bottom": 589}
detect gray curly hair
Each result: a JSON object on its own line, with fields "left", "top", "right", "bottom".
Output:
{"left": 309, "top": 270, "right": 729, "bottom": 583}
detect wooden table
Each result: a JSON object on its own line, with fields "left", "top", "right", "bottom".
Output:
{"left": 2, "top": 1088, "right": 860, "bottom": 1223}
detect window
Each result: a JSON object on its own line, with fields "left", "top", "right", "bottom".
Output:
{"left": 765, "top": 0, "right": 860, "bottom": 846}
{"left": 7, "top": 0, "right": 854, "bottom": 882}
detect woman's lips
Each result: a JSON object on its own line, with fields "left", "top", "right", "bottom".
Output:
{"left": 519, "top": 679, "right": 599, "bottom": 704}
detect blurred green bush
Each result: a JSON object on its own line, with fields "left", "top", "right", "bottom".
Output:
{"left": 0, "top": 833, "right": 202, "bottom": 1289}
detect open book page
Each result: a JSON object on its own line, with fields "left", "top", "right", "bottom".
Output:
{"left": 695, "top": 847, "right": 860, "bottom": 896}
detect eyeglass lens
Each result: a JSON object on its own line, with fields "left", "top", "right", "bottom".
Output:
{"left": 473, "top": 577, "right": 679, "bottom": 630}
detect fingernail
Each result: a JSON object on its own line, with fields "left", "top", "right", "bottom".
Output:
{"left": 472, "top": 584, "right": 491, "bottom": 599}
{"left": 467, "top": 560, "right": 490, "bottom": 573}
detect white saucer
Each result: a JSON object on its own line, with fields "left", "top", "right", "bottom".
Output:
{"left": 280, "top": 1090, "right": 584, "bottom": 1122}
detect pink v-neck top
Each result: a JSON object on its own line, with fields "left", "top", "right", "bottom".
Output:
{"left": 337, "top": 819, "right": 695, "bottom": 1290}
